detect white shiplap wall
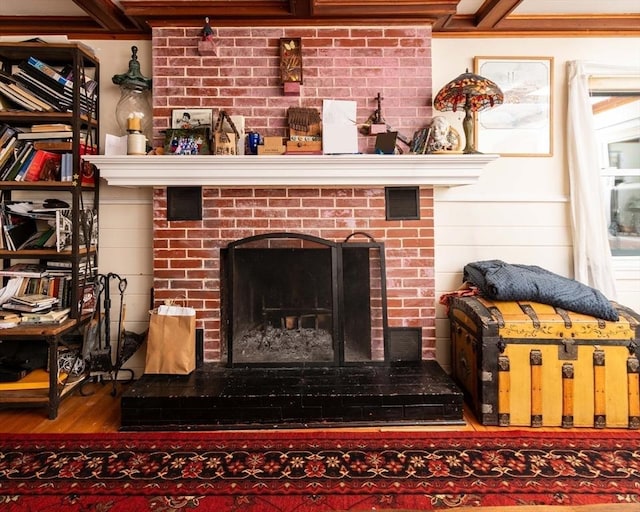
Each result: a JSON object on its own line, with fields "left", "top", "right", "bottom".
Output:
{"left": 432, "top": 36, "right": 640, "bottom": 372}
{"left": 17, "top": 37, "right": 636, "bottom": 376}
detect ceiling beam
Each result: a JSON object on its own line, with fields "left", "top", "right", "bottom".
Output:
{"left": 436, "top": 13, "right": 640, "bottom": 35}
{"left": 475, "top": 0, "right": 523, "bottom": 28}
{"left": 71, "top": 0, "right": 141, "bottom": 31}
{"left": 0, "top": 15, "right": 148, "bottom": 39}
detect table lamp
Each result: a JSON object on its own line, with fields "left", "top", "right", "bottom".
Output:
{"left": 434, "top": 69, "right": 503, "bottom": 154}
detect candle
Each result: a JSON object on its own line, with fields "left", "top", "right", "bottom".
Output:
{"left": 127, "top": 116, "right": 141, "bottom": 132}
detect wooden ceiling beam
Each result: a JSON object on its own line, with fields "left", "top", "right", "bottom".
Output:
{"left": 0, "top": 15, "right": 148, "bottom": 38}
{"left": 119, "top": 0, "right": 294, "bottom": 20}
{"left": 474, "top": 0, "right": 523, "bottom": 28}
{"left": 436, "top": 13, "right": 640, "bottom": 35}
{"left": 71, "top": 0, "right": 141, "bottom": 31}
{"left": 309, "top": 0, "right": 458, "bottom": 18}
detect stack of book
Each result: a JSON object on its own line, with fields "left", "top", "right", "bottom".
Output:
{"left": 0, "top": 69, "right": 54, "bottom": 112}
{"left": 2, "top": 293, "right": 59, "bottom": 313}
{"left": 20, "top": 307, "right": 70, "bottom": 325}
{"left": 0, "top": 55, "right": 97, "bottom": 115}
{"left": 0, "top": 263, "right": 48, "bottom": 278}
{"left": 0, "top": 311, "right": 21, "bottom": 329}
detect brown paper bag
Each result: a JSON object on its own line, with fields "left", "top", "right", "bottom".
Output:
{"left": 144, "top": 309, "right": 196, "bottom": 375}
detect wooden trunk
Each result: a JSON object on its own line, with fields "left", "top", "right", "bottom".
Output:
{"left": 449, "top": 296, "right": 640, "bottom": 428}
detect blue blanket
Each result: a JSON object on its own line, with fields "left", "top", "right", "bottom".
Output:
{"left": 463, "top": 260, "right": 619, "bottom": 321}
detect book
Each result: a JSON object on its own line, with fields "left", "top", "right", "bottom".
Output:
{"left": 3, "top": 142, "right": 34, "bottom": 181}
{"left": 2, "top": 301, "right": 55, "bottom": 313}
{"left": 12, "top": 71, "right": 67, "bottom": 111}
{"left": 0, "top": 124, "right": 16, "bottom": 147}
{"left": 0, "top": 82, "right": 41, "bottom": 111}
{"left": 12, "top": 148, "right": 37, "bottom": 181}
{"left": 0, "top": 68, "right": 56, "bottom": 112}
{"left": 10, "top": 294, "right": 59, "bottom": 307}
{"left": 0, "top": 311, "right": 21, "bottom": 329}
{"left": 0, "top": 263, "right": 48, "bottom": 278}
{"left": 3, "top": 217, "right": 38, "bottom": 251}
{"left": 31, "top": 123, "right": 72, "bottom": 133}
{"left": 0, "top": 137, "right": 17, "bottom": 173}
{"left": 26, "top": 56, "right": 71, "bottom": 89}
{"left": 8, "top": 83, "right": 54, "bottom": 112}
{"left": 60, "top": 153, "right": 73, "bottom": 182}
{"left": 19, "top": 59, "right": 96, "bottom": 115}
{"left": 23, "top": 150, "right": 61, "bottom": 182}
{"left": 17, "top": 130, "right": 75, "bottom": 140}
{"left": 20, "top": 307, "right": 70, "bottom": 325}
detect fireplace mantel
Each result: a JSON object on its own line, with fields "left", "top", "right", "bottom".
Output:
{"left": 87, "top": 153, "right": 498, "bottom": 187}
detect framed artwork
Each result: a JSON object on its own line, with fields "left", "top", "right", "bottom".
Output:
{"left": 280, "top": 37, "right": 303, "bottom": 84}
{"left": 164, "top": 127, "right": 211, "bottom": 155}
{"left": 474, "top": 56, "right": 553, "bottom": 156}
{"left": 171, "top": 109, "right": 213, "bottom": 129}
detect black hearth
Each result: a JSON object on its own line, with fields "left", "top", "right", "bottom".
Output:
{"left": 120, "top": 232, "right": 464, "bottom": 430}
{"left": 222, "top": 232, "right": 388, "bottom": 366}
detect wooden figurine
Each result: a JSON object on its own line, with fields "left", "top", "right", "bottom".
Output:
{"left": 213, "top": 111, "right": 240, "bottom": 155}
{"left": 286, "top": 107, "right": 322, "bottom": 153}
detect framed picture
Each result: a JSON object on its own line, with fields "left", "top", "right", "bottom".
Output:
{"left": 171, "top": 109, "right": 213, "bottom": 130}
{"left": 164, "top": 127, "right": 211, "bottom": 155}
{"left": 474, "top": 56, "right": 553, "bottom": 156}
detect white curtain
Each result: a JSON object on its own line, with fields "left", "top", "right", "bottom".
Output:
{"left": 565, "top": 61, "right": 636, "bottom": 299}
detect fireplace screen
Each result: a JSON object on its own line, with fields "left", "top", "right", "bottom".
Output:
{"left": 222, "top": 232, "right": 388, "bottom": 367}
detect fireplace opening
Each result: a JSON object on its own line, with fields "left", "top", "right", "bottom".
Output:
{"left": 221, "top": 232, "right": 388, "bottom": 367}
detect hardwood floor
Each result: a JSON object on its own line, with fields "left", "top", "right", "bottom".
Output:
{"left": 1, "top": 384, "right": 638, "bottom": 512}
{"left": 0, "top": 378, "right": 631, "bottom": 435}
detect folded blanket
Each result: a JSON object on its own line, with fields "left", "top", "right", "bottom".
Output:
{"left": 463, "top": 260, "right": 619, "bottom": 321}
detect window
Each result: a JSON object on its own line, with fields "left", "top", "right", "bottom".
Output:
{"left": 592, "top": 81, "right": 640, "bottom": 258}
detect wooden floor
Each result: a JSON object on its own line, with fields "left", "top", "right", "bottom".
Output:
{"left": 1, "top": 383, "right": 638, "bottom": 512}
{"left": 0, "top": 378, "right": 632, "bottom": 435}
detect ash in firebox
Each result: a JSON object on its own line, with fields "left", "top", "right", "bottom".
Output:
{"left": 234, "top": 325, "right": 334, "bottom": 363}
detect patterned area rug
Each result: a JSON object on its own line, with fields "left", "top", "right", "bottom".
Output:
{"left": 0, "top": 430, "right": 638, "bottom": 511}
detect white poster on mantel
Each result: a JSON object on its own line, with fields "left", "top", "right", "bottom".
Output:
{"left": 322, "top": 99, "right": 359, "bottom": 154}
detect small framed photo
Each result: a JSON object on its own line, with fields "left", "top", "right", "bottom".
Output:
{"left": 164, "top": 127, "right": 211, "bottom": 155}
{"left": 171, "top": 109, "right": 213, "bottom": 129}
{"left": 474, "top": 56, "right": 553, "bottom": 156}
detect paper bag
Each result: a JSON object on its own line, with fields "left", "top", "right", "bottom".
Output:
{"left": 144, "top": 307, "right": 196, "bottom": 375}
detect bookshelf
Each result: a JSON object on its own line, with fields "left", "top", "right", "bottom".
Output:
{"left": 0, "top": 42, "right": 99, "bottom": 419}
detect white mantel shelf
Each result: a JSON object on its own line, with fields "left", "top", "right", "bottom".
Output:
{"left": 86, "top": 153, "right": 498, "bottom": 187}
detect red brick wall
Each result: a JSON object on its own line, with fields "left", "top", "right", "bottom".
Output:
{"left": 150, "top": 25, "right": 436, "bottom": 361}
{"left": 151, "top": 25, "right": 432, "bottom": 151}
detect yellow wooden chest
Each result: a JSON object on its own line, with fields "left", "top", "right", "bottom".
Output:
{"left": 449, "top": 296, "right": 640, "bottom": 428}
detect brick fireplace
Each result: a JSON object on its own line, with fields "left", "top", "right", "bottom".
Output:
{"left": 87, "top": 23, "right": 499, "bottom": 428}
{"left": 153, "top": 184, "right": 434, "bottom": 362}
{"left": 146, "top": 23, "right": 438, "bottom": 363}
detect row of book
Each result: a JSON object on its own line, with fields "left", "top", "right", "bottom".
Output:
{"left": 0, "top": 54, "right": 97, "bottom": 115}
{"left": 0, "top": 123, "right": 97, "bottom": 183}
{"left": 0, "top": 274, "right": 75, "bottom": 313}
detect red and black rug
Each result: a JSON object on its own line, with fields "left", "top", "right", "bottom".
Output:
{"left": 0, "top": 430, "right": 638, "bottom": 511}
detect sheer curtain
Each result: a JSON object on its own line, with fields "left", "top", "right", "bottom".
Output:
{"left": 565, "top": 61, "right": 636, "bottom": 299}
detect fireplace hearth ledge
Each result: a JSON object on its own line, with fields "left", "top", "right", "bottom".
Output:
{"left": 87, "top": 153, "right": 498, "bottom": 187}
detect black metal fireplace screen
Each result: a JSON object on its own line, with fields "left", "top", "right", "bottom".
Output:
{"left": 222, "top": 232, "right": 389, "bottom": 367}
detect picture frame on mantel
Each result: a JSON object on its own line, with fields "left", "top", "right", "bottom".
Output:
{"left": 171, "top": 109, "right": 213, "bottom": 130}
{"left": 474, "top": 56, "right": 554, "bottom": 157}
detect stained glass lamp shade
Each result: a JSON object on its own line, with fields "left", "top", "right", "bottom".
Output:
{"left": 434, "top": 70, "right": 503, "bottom": 154}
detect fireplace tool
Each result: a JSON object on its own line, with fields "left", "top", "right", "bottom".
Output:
{"left": 108, "top": 272, "right": 137, "bottom": 396}
{"left": 84, "top": 273, "right": 112, "bottom": 374}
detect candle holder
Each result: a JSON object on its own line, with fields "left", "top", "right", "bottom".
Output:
{"left": 112, "top": 46, "right": 153, "bottom": 144}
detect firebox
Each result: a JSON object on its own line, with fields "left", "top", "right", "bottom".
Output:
{"left": 222, "top": 232, "right": 388, "bottom": 367}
